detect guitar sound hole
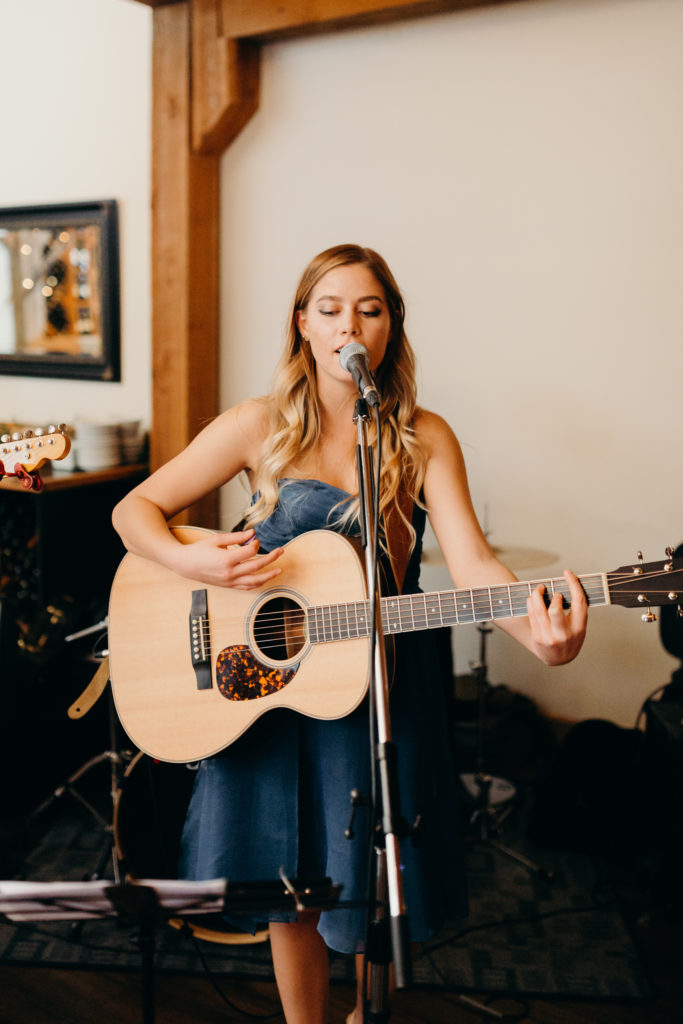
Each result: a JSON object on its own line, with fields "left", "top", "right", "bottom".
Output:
{"left": 253, "top": 596, "right": 306, "bottom": 662}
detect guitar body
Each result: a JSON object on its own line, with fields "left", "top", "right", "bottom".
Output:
{"left": 108, "top": 527, "right": 372, "bottom": 763}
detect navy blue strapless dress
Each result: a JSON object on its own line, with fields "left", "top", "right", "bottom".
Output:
{"left": 179, "top": 479, "right": 467, "bottom": 954}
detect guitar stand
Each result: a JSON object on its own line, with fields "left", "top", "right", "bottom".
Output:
{"left": 461, "top": 623, "right": 553, "bottom": 882}
{"left": 25, "top": 643, "right": 133, "bottom": 887}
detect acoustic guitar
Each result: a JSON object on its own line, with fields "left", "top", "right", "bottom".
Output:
{"left": 107, "top": 526, "right": 683, "bottom": 763}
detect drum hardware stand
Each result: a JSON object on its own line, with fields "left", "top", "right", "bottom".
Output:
{"left": 461, "top": 621, "right": 553, "bottom": 882}
{"left": 25, "top": 619, "right": 134, "bottom": 886}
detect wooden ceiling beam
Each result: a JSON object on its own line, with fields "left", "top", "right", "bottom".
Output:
{"left": 192, "top": 0, "right": 260, "bottom": 154}
{"left": 220, "top": 0, "right": 512, "bottom": 42}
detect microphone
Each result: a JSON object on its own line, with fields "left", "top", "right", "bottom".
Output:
{"left": 338, "top": 342, "right": 380, "bottom": 408}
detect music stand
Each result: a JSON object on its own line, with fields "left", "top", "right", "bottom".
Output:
{"left": 0, "top": 875, "right": 342, "bottom": 1024}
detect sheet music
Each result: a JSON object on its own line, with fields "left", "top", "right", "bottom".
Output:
{"left": 0, "top": 878, "right": 227, "bottom": 921}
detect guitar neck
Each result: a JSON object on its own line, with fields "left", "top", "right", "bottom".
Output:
{"left": 306, "top": 572, "right": 610, "bottom": 643}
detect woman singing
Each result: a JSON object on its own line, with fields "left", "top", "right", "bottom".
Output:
{"left": 112, "top": 243, "right": 587, "bottom": 1023}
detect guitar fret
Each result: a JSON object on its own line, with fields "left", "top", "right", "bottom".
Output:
{"left": 454, "top": 590, "right": 474, "bottom": 625}
{"left": 341, "top": 601, "right": 351, "bottom": 640}
{"left": 305, "top": 607, "right": 315, "bottom": 644}
{"left": 439, "top": 591, "right": 456, "bottom": 627}
{"left": 331, "top": 604, "right": 340, "bottom": 639}
{"left": 399, "top": 595, "right": 413, "bottom": 633}
{"left": 426, "top": 593, "right": 443, "bottom": 629}
{"left": 355, "top": 600, "right": 369, "bottom": 638}
{"left": 410, "top": 594, "right": 427, "bottom": 631}
{"left": 384, "top": 597, "right": 401, "bottom": 633}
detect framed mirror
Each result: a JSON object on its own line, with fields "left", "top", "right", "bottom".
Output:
{"left": 0, "top": 199, "right": 120, "bottom": 381}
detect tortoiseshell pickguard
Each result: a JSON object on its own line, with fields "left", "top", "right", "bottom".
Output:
{"left": 216, "top": 644, "right": 299, "bottom": 701}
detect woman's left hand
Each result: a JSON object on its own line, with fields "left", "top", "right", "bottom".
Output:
{"left": 526, "top": 570, "right": 588, "bottom": 666}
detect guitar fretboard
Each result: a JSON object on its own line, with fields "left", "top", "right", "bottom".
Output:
{"left": 305, "top": 573, "right": 609, "bottom": 644}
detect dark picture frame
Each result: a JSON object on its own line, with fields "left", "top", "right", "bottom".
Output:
{"left": 0, "top": 199, "right": 120, "bottom": 381}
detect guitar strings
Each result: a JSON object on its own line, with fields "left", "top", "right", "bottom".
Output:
{"left": 195, "top": 567, "right": 676, "bottom": 654}
{"left": 204, "top": 569, "right": 671, "bottom": 629}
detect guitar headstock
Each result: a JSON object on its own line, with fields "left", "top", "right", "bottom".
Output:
{"left": 0, "top": 424, "right": 71, "bottom": 473}
{"left": 607, "top": 548, "right": 683, "bottom": 619}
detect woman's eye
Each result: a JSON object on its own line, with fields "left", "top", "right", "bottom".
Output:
{"left": 361, "top": 309, "right": 381, "bottom": 318}
{"left": 318, "top": 309, "right": 336, "bottom": 316}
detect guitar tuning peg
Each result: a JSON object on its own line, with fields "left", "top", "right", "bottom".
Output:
{"left": 1, "top": 434, "right": 10, "bottom": 444}
{"left": 23, "top": 429, "right": 34, "bottom": 438}
{"left": 665, "top": 546, "right": 675, "bottom": 557}
{"left": 11, "top": 432, "right": 22, "bottom": 442}
{"left": 637, "top": 586, "right": 657, "bottom": 622}
{"left": 633, "top": 550, "right": 644, "bottom": 575}
{"left": 34, "top": 427, "right": 45, "bottom": 436}
{"left": 48, "top": 424, "right": 57, "bottom": 434}
{"left": 56, "top": 423, "right": 67, "bottom": 432}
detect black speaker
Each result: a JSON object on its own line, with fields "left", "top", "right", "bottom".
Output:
{"left": 644, "top": 699, "right": 683, "bottom": 916}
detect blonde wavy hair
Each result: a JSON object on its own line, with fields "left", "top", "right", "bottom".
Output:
{"left": 244, "top": 244, "right": 427, "bottom": 549}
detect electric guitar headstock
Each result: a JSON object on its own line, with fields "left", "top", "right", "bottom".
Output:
{"left": 0, "top": 424, "right": 71, "bottom": 490}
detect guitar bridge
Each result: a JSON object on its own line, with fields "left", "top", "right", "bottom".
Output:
{"left": 190, "top": 589, "right": 212, "bottom": 689}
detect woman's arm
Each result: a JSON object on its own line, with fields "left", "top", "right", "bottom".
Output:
{"left": 418, "top": 410, "right": 587, "bottom": 666}
{"left": 111, "top": 400, "right": 284, "bottom": 589}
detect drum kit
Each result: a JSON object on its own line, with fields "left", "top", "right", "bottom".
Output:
{"left": 424, "top": 533, "right": 559, "bottom": 875}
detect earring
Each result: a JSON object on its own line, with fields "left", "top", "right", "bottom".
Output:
{"left": 302, "top": 335, "right": 310, "bottom": 343}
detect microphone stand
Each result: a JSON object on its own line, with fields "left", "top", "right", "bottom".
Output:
{"left": 353, "top": 397, "right": 411, "bottom": 1022}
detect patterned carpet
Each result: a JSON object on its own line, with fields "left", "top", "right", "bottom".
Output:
{"left": 0, "top": 797, "right": 652, "bottom": 1000}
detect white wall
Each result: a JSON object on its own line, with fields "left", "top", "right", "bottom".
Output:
{"left": 0, "top": 0, "right": 152, "bottom": 428}
{"left": 219, "top": 0, "right": 683, "bottom": 726}
{"left": 2, "top": 0, "right": 681, "bottom": 727}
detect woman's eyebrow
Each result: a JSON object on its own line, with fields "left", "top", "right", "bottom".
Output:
{"left": 316, "top": 294, "right": 385, "bottom": 303}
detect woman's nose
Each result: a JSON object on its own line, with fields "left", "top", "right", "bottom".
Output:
{"left": 340, "top": 312, "right": 359, "bottom": 335}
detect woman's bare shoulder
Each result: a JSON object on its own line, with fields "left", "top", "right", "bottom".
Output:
{"left": 206, "top": 398, "right": 273, "bottom": 456}
{"left": 413, "top": 406, "right": 461, "bottom": 453}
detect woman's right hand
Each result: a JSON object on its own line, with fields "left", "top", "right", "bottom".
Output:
{"left": 172, "top": 529, "right": 283, "bottom": 590}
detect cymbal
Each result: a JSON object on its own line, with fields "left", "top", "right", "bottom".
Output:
{"left": 490, "top": 545, "right": 559, "bottom": 571}
{"left": 422, "top": 545, "right": 559, "bottom": 572}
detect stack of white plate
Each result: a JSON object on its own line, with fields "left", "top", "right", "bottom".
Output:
{"left": 118, "top": 419, "right": 144, "bottom": 464}
{"left": 74, "top": 420, "right": 121, "bottom": 471}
